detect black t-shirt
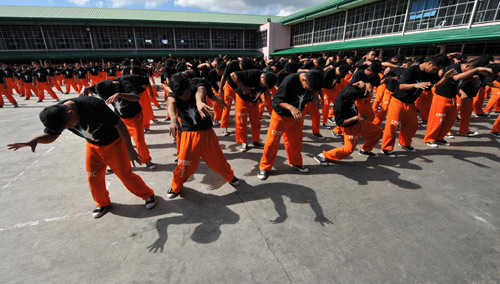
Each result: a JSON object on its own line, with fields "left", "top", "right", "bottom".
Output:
{"left": 44, "top": 96, "right": 120, "bottom": 146}
{"left": 33, "top": 68, "right": 49, "bottom": 82}
{"left": 277, "top": 70, "right": 291, "bottom": 87}
{"left": 272, "top": 73, "right": 313, "bottom": 117}
{"left": 334, "top": 85, "right": 364, "bottom": 126}
{"left": 393, "top": 65, "right": 440, "bottom": 104}
{"left": 169, "top": 78, "right": 215, "bottom": 131}
{"left": 223, "top": 60, "right": 241, "bottom": 89}
{"left": 75, "top": 68, "right": 87, "bottom": 79}
{"left": 161, "top": 67, "right": 176, "bottom": 84}
{"left": 89, "top": 66, "right": 101, "bottom": 76}
{"left": 3, "top": 68, "right": 14, "bottom": 78}
{"left": 435, "top": 64, "right": 461, "bottom": 98}
{"left": 384, "top": 67, "right": 405, "bottom": 93}
{"left": 0, "top": 71, "right": 4, "bottom": 84}
{"left": 122, "top": 66, "right": 131, "bottom": 76}
{"left": 63, "top": 68, "right": 74, "bottom": 79}
{"left": 118, "top": 75, "right": 150, "bottom": 94}
{"left": 349, "top": 69, "right": 380, "bottom": 98}
{"left": 233, "top": 69, "right": 265, "bottom": 102}
{"left": 94, "top": 80, "right": 142, "bottom": 119}
{"left": 323, "top": 68, "right": 338, "bottom": 89}
{"left": 207, "top": 68, "right": 221, "bottom": 92}
{"left": 14, "top": 69, "right": 22, "bottom": 80}
{"left": 459, "top": 78, "right": 480, "bottom": 98}
{"left": 21, "top": 71, "right": 33, "bottom": 83}
{"left": 105, "top": 67, "right": 117, "bottom": 77}
{"left": 44, "top": 67, "right": 56, "bottom": 77}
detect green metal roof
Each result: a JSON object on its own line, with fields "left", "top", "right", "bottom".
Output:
{"left": 0, "top": 5, "right": 281, "bottom": 27}
{"left": 0, "top": 50, "right": 263, "bottom": 61}
{"left": 278, "top": 0, "right": 374, "bottom": 25}
{"left": 271, "top": 25, "right": 500, "bottom": 55}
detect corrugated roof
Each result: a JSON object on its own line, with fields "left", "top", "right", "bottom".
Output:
{"left": 271, "top": 24, "right": 500, "bottom": 55}
{"left": 0, "top": 5, "right": 281, "bottom": 26}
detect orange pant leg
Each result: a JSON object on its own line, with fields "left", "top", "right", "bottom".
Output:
{"left": 424, "top": 92, "right": 457, "bottom": 142}
{"left": 90, "top": 75, "right": 100, "bottom": 86}
{"left": 23, "top": 83, "right": 37, "bottom": 99}
{"left": 259, "top": 112, "right": 303, "bottom": 171}
{"left": 212, "top": 89, "right": 223, "bottom": 121}
{"left": 6, "top": 78, "right": 21, "bottom": 95}
{"left": 373, "top": 89, "right": 393, "bottom": 125}
{"left": 57, "top": 75, "right": 63, "bottom": 86}
{"left": 473, "top": 87, "right": 486, "bottom": 115}
{"left": 483, "top": 88, "right": 500, "bottom": 113}
{"left": 220, "top": 85, "right": 235, "bottom": 129}
{"left": 139, "top": 90, "right": 155, "bottom": 129}
{"left": 492, "top": 113, "right": 500, "bottom": 133}
{"left": 64, "top": 79, "right": 78, "bottom": 93}
{"left": 382, "top": 98, "right": 419, "bottom": 151}
{"left": 0, "top": 84, "right": 17, "bottom": 106}
{"left": 148, "top": 88, "right": 160, "bottom": 107}
{"left": 372, "top": 83, "right": 386, "bottom": 112}
{"left": 235, "top": 96, "right": 261, "bottom": 143}
{"left": 282, "top": 119, "right": 304, "bottom": 167}
{"left": 302, "top": 102, "right": 320, "bottom": 134}
{"left": 38, "top": 81, "right": 59, "bottom": 100}
{"left": 171, "top": 131, "right": 203, "bottom": 193}
{"left": 416, "top": 89, "right": 433, "bottom": 122}
{"left": 356, "top": 96, "right": 375, "bottom": 122}
{"left": 322, "top": 88, "right": 336, "bottom": 124}
{"left": 200, "top": 129, "right": 235, "bottom": 182}
{"left": 458, "top": 97, "right": 474, "bottom": 135}
{"left": 50, "top": 76, "right": 63, "bottom": 92}
{"left": 86, "top": 139, "right": 154, "bottom": 207}
{"left": 122, "top": 112, "right": 152, "bottom": 164}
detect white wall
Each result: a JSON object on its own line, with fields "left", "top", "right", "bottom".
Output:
{"left": 258, "top": 22, "right": 291, "bottom": 59}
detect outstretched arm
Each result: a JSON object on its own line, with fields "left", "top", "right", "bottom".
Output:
{"left": 7, "top": 133, "right": 59, "bottom": 152}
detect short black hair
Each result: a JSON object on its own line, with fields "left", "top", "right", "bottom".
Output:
{"left": 216, "top": 61, "right": 226, "bottom": 70}
{"left": 487, "top": 63, "right": 500, "bottom": 74}
{"left": 95, "top": 80, "right": 119, "bottom": 99}
{"left": 368, "top": 60, "right": 382, "bottom": 74}
{"left": 467, "top": 55, "right": 489, "bottom": 68}
{"left": 263, "top": 72, "right": 277, "bottom": 89}
{"left": 39, "top": 104, "right": 69, "bottom": 133}
{"left": 182, "top": 70, "right": 197, "bottom": 80}
{"left": 426, "top": 54, "right": 450, "bottom": 68}
{"left": 168, "top": 73, "right": 190, "bottom": 97}
{"left": 166, "top": 59, "right": 175, "bottom": 67}
{"left": 306, "top": 69, "right": 324, "bottom": 91}
{"left": 338, "top": 64, "right": 350, "bottom": 77}
{"left": 240, "top": 58, "right": 254, "bottom": 70}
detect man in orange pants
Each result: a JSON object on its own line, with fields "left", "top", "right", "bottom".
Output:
{"left": 75, "top": 62, "right": 89, "bottom": 93}
{"left": 165, "top": 74, "right": 239, "bottom": 199}
{"left": 62, "top": 63, "right": 79, "bottom": 94}
{"left": 491, "top": 113, "right": 500, "bottom": 137}
{"left": 44, "top": 61, "right": 64, "bottom": 94}
{"left": 350, "top": 61, "right": 384, "bottom": 122}
{"left": 314, "top": 81, "right": 382, "bottom": 165}
{"left": 14, "top": 64, "right": 25, "bottom": 97}
{"left": 8, "top": 96, "right": 156, "bottom": 218}
{"left": 207, "top": 61, "right": 226, "bottom": 124}
{"left": 2, "top": 63, "right": 21, "bottom": 96}
{"left": 373, "top": 65, "right": 407, "bottom": 126}
{"left": 258, "top": 70, "right": 324, "bottom": 180}
{"left": 259, "top": 85, "right": 276, "bottom": 118}
{"left": 88, "top": 61, "right": 102, "bottom": 86}
{"left": 32, "top": 62, "right": 59, "bottom": 102}
{"left": 381, "top": 54, "right": 450, "bottom": 158}
{"left": 219, "top": 59, "right": 248, "bottom": 136}
{"left": 482, "top": 67, "right": 500, "bottom": 117}
{"left": 230, "top": 69, "right": 277, "bottom": 152}
{"left": 0, "top": 70, "right": 18, "bottom": 108}
{"left": 424, "top": 57, "right": 492, "bottom": 147}
{"left": 20, "top": 65, "right": 38, "bottom": 100}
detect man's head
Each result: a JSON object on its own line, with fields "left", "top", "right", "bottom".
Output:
{"left": 75, "top": 62, "right": 81, "bottom": 68}
{"left": 32, "top": 61, "right": 40, "bottom": 69}
{"left": 365, "top": 50, "right": 377, "bottom": 61}
{"left": 300, "top": 69, "right": 324, "bottom": 92}
{"left": 95, "top": 80, "right": 120, "bottom": 99}
{"left": 365, "top": 60, "right": 382, "bottom": 77}
{"left": 168, "top": 73, "right": 190, "bottom": 98}
{"left": 260, "top": 72, "right": 277, "bottom": 89}
{"left": 43, "top": 60, "right": 50, "bottom": 67}
{"left": 423, "top": 54, "right": 450, "bottom": 73}
{"left": 39, "top": 103, "right": 79, "bottom": 132}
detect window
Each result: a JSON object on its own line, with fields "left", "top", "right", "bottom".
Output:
{"left": 474, "top": 0, "right": 500, "bottom": 24}
{"left": 409, "top": 0, "right": 439, "bottom": 20}
{"left": 212, "top": 29, "right": 243, "bottom": 49}
{"left": 407, "top": 0, "right": 475, "bottom": 31}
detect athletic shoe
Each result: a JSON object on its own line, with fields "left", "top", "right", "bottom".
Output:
{"left": 37, "top": 100, "right": 43, "bottom": 103}
{"left": 420, "top": 121, "right": 427, "bottom": 127}
{"left": 312, "top": 133, "right": 325, "bottom": 139}
{"left": 327, "top": 118, "right": 335, "bottom": 124}
{"left": 165, "top": 117, "right": 171, "bottom": 122}
{"left": 152, "top": 118, "right": 159, "bottom": 124}
{"left": 145, "top": 161, "right": 157, "bottom": 170}
{"left": 13, "top": 104, "right": 18, "bottom": 108}
{"left": 460, "top": 131, "right": 479, "bottom": 137}
{"left": 491, "top": 132, "right": 500, "bottom": 137}
{"left": 24, "top": 98, "right": 30, "bottom": 100}
{"left": 106, "top": 168, "right": 114, "bottom": 175}
{"left": 471, "top": 113, "right": 478, "bottom": 118}
{"left": 92, "top": 206, "right": 109, "bottom": 219}
{"left": 398, "top": 143, "right": 416, "bottom": 152}
{"left": 477, "top": 113, "right": 490, "bottom": 118}
{"left": 359, "top": 148, "right": 377, "bottom": 157}
{"left": 314, "top": 153, "right": 331, "bottom": 167}
{"left": 156, "top": 106, "right": 163, "bottom": 110}
{"left": 436, "top": 139, "right": 450, "bottom": 146}
{"left": 240, "top": 143, "right": 249, "bottom": 152}
{"left": 381, "top": 150, "right": 396, "bottom": 158}
{"left": 425, "top": 141, "right": 439, "bottom": 148}
{"left": 213, "top": 120, "right": 220, "bottom": 126}
{"left": 56, "top": 99, "right": 60, "bottom": 102}
{"left": 222, "top": 128, "right": 229, "bottom": 136}
{"left": 144, "top": 128, "right": 152, "bottom": 133}
{"left": 0, "top": 105, "right": 3, "bottom": 108}
{"left": 167, "top": 188, "right": 181, "bottom": 199}
{"left": 445, "top": 133, "right": 455, "bottom": 139}
{"left": 257, "top": 170, "right": 269, "bottom": 180}
{"left": 332, "top": 132, "right": 342, "bottom": 138}
{"left": 229, "top": 176, "right": 240, "bottom": 186}
{"left": 321, "top": 123, "right": 330, "bottom": 129}
{"left": 252, "top": 141, "right": 265, "bottom": 148}
{"left": 145, "top": 194, "right": 156, "bottom": 210}
{"left": 291, "top": 165, "right": 309, "bottom": 173}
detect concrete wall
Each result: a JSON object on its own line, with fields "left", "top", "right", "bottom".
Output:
{"left": 258, "top": 22, "right": 291, "bottom": 59}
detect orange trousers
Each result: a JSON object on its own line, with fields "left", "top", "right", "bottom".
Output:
{"left": 259, "top": 111, "right": 304, "bottom": 171}
{"left": 322, "top": 88, "right": 338, "bottom": 124}
{"left": 76, "top": 78, "right": 89, "bottom": 93}
{"left": 473, "top": 87, "right": 487, "bottom": 115}
{"left": 64, "top": 79, "right": 79, "bottom": 94}
{"left": 90, "top": 75, "right": 101, "bottom": 86}
{"left": 355, "top": 96, "right": 375, "bottom": 122}
{"left": 0, "top": 85, "right": 17, "bottom": 106}
{"left": 36, "top": 81, "right": 59, "bottom": 101}
{"left": 16, "top": 79, "right": 24, "bottom": 96}
{"left": 302, "top": 102, "right": 321, "bottom": 135}
{"left": 457, "top": 96, "right": 474, "bottom": 135}
{"left": 323, "top": 120, "right": 382, "bottom": 161}
{"left": 221, "top": 84, "right": 236, "bottom": 129}
{"left": 171, "top": 129, "right": 235, "bottom": 193}
{"left": 147, "top": 88, "right": 160, "bottom": 108}
{"left": 86, "top": 138, "right": 154, "bottom": 207}
{"left": 22, "top": 83, "right": 38, "bottom": 99}
{"left": 415, "top": 89, "right": 433, "bottom": 122}
{"left": 259, "top": 93, "right": 273, "bottom": 118}
{"left": 5, "top": 78, "right": 21, "bottom": 95}
{"left": 372, "top": 83, "right": 386, "bottom": 112}
{"left": 381, "top": 98, "right": 418, "bottom": 151}
{"left": 56, "top": 75, "right": 63, "bottom": 86}
{"left": 492, "top": 113, "right": 500, "bottom": 133}
{"left": 424, "top": 92, "right": 457, "bottom": 142}
{"left": 373, "top": 89, "right": 393, "bottom": 125}
{"left": 50, "top": 76, "right": 63, "bottom": 93}
{"left": 211, "top": 89, "right": 224, "bottom": 121}
{"left": 483, "top": 87, "right": 500, "bottom": 113}
{"left": 235, "top": 95, "right": 261, "bottom": 143}
{"left": 122, "top": 112, "right": 152, "bottom": 164}
{"left": 139, "top": 90, "right": 155, "bottom": 129}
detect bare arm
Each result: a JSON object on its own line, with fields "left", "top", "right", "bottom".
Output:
{"left": 230, "top": 72, "right": 250, "bottom": 94}
{"left": 167, "top": 96, "right": 180, "bottom": 137}
{"left": 195, "top": 86, "right": 211, "bottom": 118}
{"left": 7, "top": 133, "right": 59, "bottom": 152}
{"left": 278, "top": 102, "right": 303, "bottom": 121}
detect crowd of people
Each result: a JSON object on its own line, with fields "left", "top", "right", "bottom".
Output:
{"left": 5, "top": 51, "right": 500, "bottom": 218}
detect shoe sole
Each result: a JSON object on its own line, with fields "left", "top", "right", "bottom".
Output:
{"left": 380, "top": 150, "right": 396, "bottom": 158}
{"left": 314, "top": 156, "right": 329, "bottom": 167}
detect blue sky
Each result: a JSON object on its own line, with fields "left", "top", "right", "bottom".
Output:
{"left": 0, "top": 0, "right": 326, "bottom": 16}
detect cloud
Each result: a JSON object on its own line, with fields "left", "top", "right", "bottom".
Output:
{"left": 68, "top": 0, "right": 90, "bottom": 5}
{"left": 109, "top": 0, "right": 170, "bottom": 8}
{"left": 96, "top": 1, "right": 105, "bottom": 8}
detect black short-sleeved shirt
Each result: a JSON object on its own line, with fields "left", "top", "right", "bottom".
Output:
{"left": 393, "top": 65, "right": 440, "bottom": 104}
{"left": 384, "top": 67, "right": 405, "bottom": 92}
{"left": 169, "top": 78, "right": 215, "bottom": 131}
{"left": 161, "top": 67, "right": 176, "bottom": 84}
{"left": 75, "top": 68, "right": 87, "bottom": 79}
{"left": 0, "top": 71, "right": 4, "bottom": 84}
{"left": 33, "top": 68, "right": 49, "bottom": 82}
{"left": 435, "top": 64, "right": 461, "bottom": 98}
{"left": 118, "top": 75, "right": 150, "bottom": 94}
{"left": 105, "top": 67, "right": 117, "bottom": 77}
{"left": 63, "top": 68, "right": 74, "bottom": 79}
{"left": 233, "top": 69, "right": 265, "bottom": 102}
{"left": 94, "top": 80, "right": 142, "bottom": 119}
{"left": 44, "top": 67, "right": 56, "bottom": 77}
{"left": 334, "top": 85, "right": 364, "bottom": 126}
{"left": 277, "top": 70, "right": 290, "bottom": 87}
{"left": 459, "top": 78, "right": 481, "bottom": 98}
{"left": 272, "top": 73, "right": 313, "bottom": 117}
{"left": 21, "top": 71, "right": 33, "bottom": 83}
{"left": 207, "top": 68, "right": 221, "bottom": 93}
{"left": 323, "top": 68, "right": 338, "bottom": 89}
{"left": 349, "top": 69, "right": 381, "bottom": 98}
{"left": 122, "top": 66, "right": 131, "bottom": 76}
{"left": 223, "top": 60, "right": 241, "bottom": 89}
{"left": 3, "top": 68, "right": 14, "bottom": 78}
{"left": 14, "top": 69, "right": 22, "bottom": 80}
{"left": 44, "top": 96, "right": 120, "bottom": 146}
{"left": 302, "top": 60, "right": 314, "bottom": 70}
{"left": 89, "top": 66, "right": 101, "bottom": 76}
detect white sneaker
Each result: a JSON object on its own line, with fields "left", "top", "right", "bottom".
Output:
{"left": 240, "top": 143, "right": 249, "bottom": 152}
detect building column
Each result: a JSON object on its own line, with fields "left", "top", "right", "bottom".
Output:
{"left": 468, "top": 0, "right": 480, "bottom": 29}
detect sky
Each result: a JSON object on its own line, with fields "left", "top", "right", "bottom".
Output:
{"left": 0, "top": 0, "right": 326, "bottom": 16}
